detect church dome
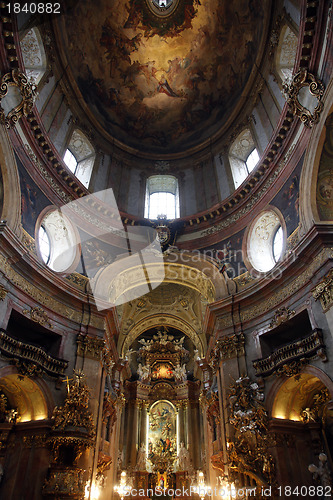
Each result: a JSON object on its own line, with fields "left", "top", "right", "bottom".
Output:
{"left": 53, "top": 0, "right": 268, "bottom": 155}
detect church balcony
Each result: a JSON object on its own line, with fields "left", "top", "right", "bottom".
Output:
{"left": 253, "top": 329, "right": 327, "bottom": 378}
{"left": 0, "top": 330, "right": 68, "bottom": 377}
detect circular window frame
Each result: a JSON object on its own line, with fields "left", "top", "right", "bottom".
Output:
{"left": 35, "top": 206, "right": 81, "bottom": 275}
{"left": 243, "top": 206, "right": 287, "bottom": 274}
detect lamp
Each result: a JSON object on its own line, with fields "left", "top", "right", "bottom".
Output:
{"left": 85, "top": 480, "right": 102, "bottom": 500}
{"left": 114, "top": 471, "right": 129, "bottom": 500}
{"left": 193, "top": 471, "right": 210, "bottom": 500}
{"left": 217, "top": 474, "right": 236, "bottom": 500}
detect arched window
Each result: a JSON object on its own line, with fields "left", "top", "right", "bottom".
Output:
{"left": 275, "top": 24, "right": 298, "bottom": 85}
{"left": 229, "top": 129, "right": 259, "bottom": 188}
{"left": 144, "top": 175, "right": 180, "bottom": 220}
{"left": 63, "top": 129, "right": 95, "bottom": 188}
{"left": 20, "top": 28, "right": 47, "bottom": 86}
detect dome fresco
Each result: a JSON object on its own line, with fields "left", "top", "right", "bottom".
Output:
{"left": 59, "top": 0, "right": 266, "bottom": 153}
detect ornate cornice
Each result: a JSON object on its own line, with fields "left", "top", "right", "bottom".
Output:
{"left": 312, "top": 269, "right": 333, "bottom": 312}
{"left": 0, "top": 252, "right": 104, "bottom": 329}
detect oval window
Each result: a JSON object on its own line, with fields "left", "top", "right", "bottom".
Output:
{"left": 36, "top": 208, "right": 80, "bottom": 273}
{"left": 246, "top": 210, "right": 285, "bottom": 273}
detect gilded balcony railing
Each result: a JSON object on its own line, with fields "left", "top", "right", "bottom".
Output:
{"left": 0, "top": 330, "right": 68, "bottom": 377}
{"left": 253, "top": 329, "right": 326, "bottom": 378}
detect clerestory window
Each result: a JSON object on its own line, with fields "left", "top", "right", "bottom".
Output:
{"left": 63, "top": 129, "right": 95, "bottom": 188}
{"left": 144, "top": 175, "right": 180, "bottom": 220}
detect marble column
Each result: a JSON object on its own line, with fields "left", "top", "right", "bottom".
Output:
{"left": 130, "top": 400, "right": 139, "bottom": 467}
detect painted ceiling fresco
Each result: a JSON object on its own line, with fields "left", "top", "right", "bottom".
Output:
{"left": 62, "top": 0, "right": 264, "bottom": 153}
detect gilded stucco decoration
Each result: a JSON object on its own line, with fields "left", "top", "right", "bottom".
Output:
{"left": 101, "top": 347, "right": 115, "bottom": 378}
{"left": 51, "top": 371, "right": 95, "bottom": 438}
{"left": 0, "top": 70, "right": 37, "bottom": 128}
{"left": 227, "top": 377, "right": 276, "bottom": 487}
{"left": 269, "top": 306, "right": 295, "bottom": 329}
{"left": 312, "top": 268, "right": 333, "bottom": 312}
{"left": 0, "top": 392, "right": 17, "bottom": 423}
{"left": 59, "top": 0, "right": 265, "bottom": 152}
{"left": 120, "top": 283, "right": 203, "bottom": 337}
{"left": 284, "top": 70, "right": 324, "bottom": 128}
{"left": 121, "top": 314, "right": 203, "bottom": 357}
{"left": 209, "top": 333, "right": 245, "bottom": 372}
{"left": 301, "top": 388, "right": 330, "bottom": 423}
{"left": 76, "top": 333, "right": 105, "bottom": 360}
{"left": 23, "top": 306, "right": 53, "bottom": 329}
{"left": 0, "top": 284, "right": 8, "bottom": 301}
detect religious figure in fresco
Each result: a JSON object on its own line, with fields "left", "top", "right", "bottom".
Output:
{"left": 64, "top": 0, "right": 264, "bottom": 152}
{"left": 148, "top": 401, "right": 177, "bottom": 464}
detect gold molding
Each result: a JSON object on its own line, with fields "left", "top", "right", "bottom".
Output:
{"left": 0, "top": 70, "right": 37, "bottom": 128}
{"left": 312, "top": 269, "right": 333, "bottom": 312}
{"left": 285, "top": 70, "right": 324, "bottom": 127}
{"left": 21, "top": 229, "right": 36, "bottom": 254}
